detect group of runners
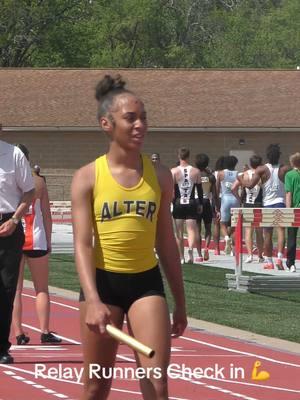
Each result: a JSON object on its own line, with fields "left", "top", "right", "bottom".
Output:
{"left": 166, "top": 144, "right": 300, "bottom": 273}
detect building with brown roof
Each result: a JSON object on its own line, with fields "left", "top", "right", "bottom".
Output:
{"left": 1, "top": 68, "right": 299, "bottom": 200}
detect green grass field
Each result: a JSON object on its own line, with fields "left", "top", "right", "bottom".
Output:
{"left": 24, "top": 254, "right": 300, "bottom": 343}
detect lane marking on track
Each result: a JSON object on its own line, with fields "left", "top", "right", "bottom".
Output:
{"left": 22, "top": 293, "right": 79, "bottom": 311}
{"left": 180, "top": 336, "right": 300, "bottom": 368}
{"left": 3, "top": 370, "right": 69, "bottom": 399}
{"left": 23, "top": 290, "right": 300, "bottom": 368}
{"left": 22, "top": 323, "right": 81, "bottom": 344}
{"left": 20, "top": 295, "right": 300, "bottom": 397}
{"left": 115, "top": 350, "right": 300, "bottom": 394}
{"left": 1, "top": 365, "right": 189, "bottom": 400}
{"left": 12, "top": 345, "right": 67, "bottom": 351}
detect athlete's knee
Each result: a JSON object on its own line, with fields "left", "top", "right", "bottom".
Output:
{"left": 83, "top": 379, "right": 112, "bottom": 400}
{"left": 141, "top": 375, "right": 168, "bottom": 399}
{"left": 152, "top": 375, "right": 168, "bottom": 398}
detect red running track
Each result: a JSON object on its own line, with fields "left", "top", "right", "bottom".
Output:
{"left": 0, "top": 288, "right": 299, "bottom": 400}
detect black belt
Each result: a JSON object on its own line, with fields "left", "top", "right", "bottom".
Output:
{"left": 0, "top": 212, "right": 14, "bottom": 223}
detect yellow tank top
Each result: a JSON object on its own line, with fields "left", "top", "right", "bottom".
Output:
{"left": 93, "top": 154, "right": 161, "bottom": 273}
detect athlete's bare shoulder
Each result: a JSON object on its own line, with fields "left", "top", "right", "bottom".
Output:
{"left": 33, "top": 174, "right": 47, "bottom": 199}
{"left": 72, "top": 161, "right": 95, "bottom": 194}
{"left": 279, "top": 164, "right": 292, "bottom": 181}
{"left": 255, "top": 164, "right": 267, "bottom": 174}
{"left": 170, "top": 165, "right": 180, "bottom": 181}
{"left": 156, "top": 163, "right": 173, "bottom": 186}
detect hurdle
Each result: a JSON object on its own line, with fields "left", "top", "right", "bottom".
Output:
{"left": 226, "top": 208, "right": 300, "bottom": 292}
{"left": 50, "top": 201, "right": 72, "bottom": 223}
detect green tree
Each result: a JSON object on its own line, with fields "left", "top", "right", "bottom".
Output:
{"left": 203, "top": 0, "right": 299, "bottom": 68}
{"left": 0, "top": 0, "right": 91, "bottom": 66}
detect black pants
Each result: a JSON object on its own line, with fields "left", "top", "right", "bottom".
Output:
{"left": 0, "top": 223, "right": 24, "bottom": 353}
{"left": 286, "top": 227, "right": 298, "bottom": 268}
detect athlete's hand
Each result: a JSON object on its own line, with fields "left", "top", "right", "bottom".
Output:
{"left": 0, "top": 219, "right": 17, "bottom": 237}
{"left": 85, "top": 300, "right": 112, "bottom": 335}
{"left": 171, "top": 305, "right": 187, "bottom": 338}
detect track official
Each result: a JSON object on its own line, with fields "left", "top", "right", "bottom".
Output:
{"left": 0, "top": 136, "right": 35, "bottom": 364}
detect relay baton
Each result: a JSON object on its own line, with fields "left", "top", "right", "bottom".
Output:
{"left": 106, "top": 324, "right": 155, "bottom": 358}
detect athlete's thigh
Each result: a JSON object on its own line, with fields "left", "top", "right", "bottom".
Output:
{"left": 16, "top": 255, "right": 26, "bottom": 292}
{"left": 174, "top": 218, "right": 184, "bottom": 237}
{"left": 185, "top": 218, "right": 198, "bottom": 230}
{"left": 80, "top": 302, "right": 124, "bottom": 370}
{"left": 27, "top": 254, "right": 49, "bottom": 292}
{"left": 127, "top": 295, "right": 171, "bottom": 371}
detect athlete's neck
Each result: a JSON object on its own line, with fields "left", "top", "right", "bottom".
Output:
{"left": 107, "top": 147, "right": 142, "bottom": 169}
{"left": 179, "top": 160, "right": 190, "bottom": 167}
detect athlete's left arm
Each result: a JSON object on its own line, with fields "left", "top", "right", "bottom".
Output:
{"left": 155, "top": 165, "right": 187, "bottom": 337}
{"left": 279, "top": 165, "right": 292, "bottom": 182}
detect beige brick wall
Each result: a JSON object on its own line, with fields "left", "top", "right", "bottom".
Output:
{"left": 3, "top": 130, "right": 298, "bottom": 200}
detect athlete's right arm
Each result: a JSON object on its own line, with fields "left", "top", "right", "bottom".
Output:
{"left": 71, "top": 162, "right": 111, "bottom": 334}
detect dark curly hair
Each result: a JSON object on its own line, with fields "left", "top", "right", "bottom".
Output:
{"left": 95, "top": 74, "right": 132, "bottom": 120}
{"left": 195, "top": 153, "right": 209, "bottom": 170}
{"left": 266, "top": 144, "right": 281, "bottom": 165}
{"left": 214, "top": 156, "right": 225, "bottom": 171}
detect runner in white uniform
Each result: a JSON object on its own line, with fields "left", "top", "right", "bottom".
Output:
{"left": 212, "top": 156, "right": 225, "bottom": 255}
{"left": 262, "top": 164, "right": 285, "bottom": 207}
{"left": 232, "top": 155, "right": 264, "bottom": 263}
{"left": 240, "top": 144, "right": 290, "bottom": 270}
{"left": 216, "top": 156, "right": 240, "bottom": 255}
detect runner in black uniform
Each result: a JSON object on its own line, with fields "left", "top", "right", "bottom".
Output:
{"left": 171, "top": 148, "right": 203, "bottom": 264}
{"left": 195, "top": 153, "right": 219, "bottom": 261}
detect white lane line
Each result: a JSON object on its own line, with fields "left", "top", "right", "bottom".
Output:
{"left": 22, "top": 323, "right": 80, "bottom": 345}
{"left": 21, "top": 293, "right": 300, "bottom": 396}
{"left": 116, "top": 352, "right": 299, "bottom": 395}
{"left": 180, "top": 335, "right": 300, "bottom": 368}
{"left": 1, "top": 365, "right": 159, "bottom": 399}
{"left": 4, "top": 370, "right": 69, "bottom": 399}
{"left": 116, "top": 353, "right": 260, "bottom": 400}
{"left": 22, "top": 293, "right": 79, "bottom": 311}
{"left": 3, "top": 354, "right": 298, "bottom": 400}
{"left": 23, "top": 290, "right": 299, "bottom": 369}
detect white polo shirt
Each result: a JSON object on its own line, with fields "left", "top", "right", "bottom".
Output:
{"left": 0, "top": 140, "right": 34, "bottom": 213}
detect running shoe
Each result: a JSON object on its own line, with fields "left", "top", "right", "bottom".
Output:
{"left": 263, "top": 262, "right": 274, "bottom": 270}
{"left": 289, "top": 265, "right": 296, "bottom": 273}
{"left": 224, "top": 238, "right": 232, "bottom": 255}
{"left": 275, "top": 258, "right": 284, "bottom": 270}
{"left": 203, "top": 248, "right": 209, "bottom": 261}
{"left": 16, "top": 333, "right": 30, "bottom": 345}
{"left": 41, "top": 332, "right": 62, "bottom": 344}
{"left": 0, "top": 352, "right": 13, "bottom": 364}
{"left": 258, "top": 257, "right": 264, "bottom": 263}
{"left": 245, "top": 255, "right": 253, "bottom": 263}
{"left": 180, "top": 258, "right": 185, "bottom": 265}
{"left": 194, "top": 256, "right": 204, "bottom": 263}
{"left": 186, "top": 248, "right": 194, "bottom": 264}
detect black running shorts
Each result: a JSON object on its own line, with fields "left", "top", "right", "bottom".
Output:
{"left": 79, "top": 265, "right": 165, "bottom": 313}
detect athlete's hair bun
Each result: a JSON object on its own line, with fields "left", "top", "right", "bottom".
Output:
{"left": 95, "top": 74, "right": 126, "bottom": 101}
